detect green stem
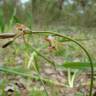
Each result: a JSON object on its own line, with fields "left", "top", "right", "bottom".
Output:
{"left": 1, "top": 30, "right": 93, "bottom": 96}
{"left": 34, "top": 55, "right": 49, "bottom": 96}
{"left": 68, "top": 69, "right": 78, "bottom": 88}
{"left": 26, "top": 31, "right": 93, "bottom": 96}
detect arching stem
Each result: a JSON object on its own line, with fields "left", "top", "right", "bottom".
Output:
{"left": 1, "top": 30, "right": 93, "bottom": 96}
{"left": 26, "top": 31, "right": 93, "bottom": 96}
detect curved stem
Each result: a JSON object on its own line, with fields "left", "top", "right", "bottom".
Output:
{"left": 27, "top": 31, "right": 93, "bottom": 96}
{"left": 1, "top": 30, "right": 93, "bottom": 96}
{"left": 34, "top": 55, "right": 49, "bottom": 96}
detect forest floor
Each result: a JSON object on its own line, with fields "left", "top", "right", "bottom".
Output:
{"left": 0, "top": 26, "right": 96, "bottom": 96}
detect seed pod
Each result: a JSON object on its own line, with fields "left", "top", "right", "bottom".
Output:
{"left": 2, "top": 40, "right": 13, "bottom": 48}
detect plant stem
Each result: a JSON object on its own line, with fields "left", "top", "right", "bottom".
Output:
{"left": 1, "top": 30, "right": 93, "bottom": 96}
{"left": 34, "top": 55, "right": 49, "bottom": 96}
{"left": 27, "top": 31, "right": 93, "bottom": 96}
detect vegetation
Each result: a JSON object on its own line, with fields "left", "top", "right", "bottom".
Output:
{"left": 0, "top": 0, "right": 96, "bottom": 96}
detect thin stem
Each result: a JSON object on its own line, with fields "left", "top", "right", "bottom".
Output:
{"left": 1, "top": 30, "right": 93, "bottom": 96}
{"left": 71, "top": 70, "right": 78, "bottom": 87}
{"left": 68, "top": 69, "right": 72, "bottom": 87}
{"left": 26, "top": 31, "right": 93, "bottom": 96}
{"left": 34, "top": 55, "right": 49, "bottom": 96}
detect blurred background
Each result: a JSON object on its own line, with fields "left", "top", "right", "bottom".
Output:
{"left": 0, "top": 0, "right": 96, "bottom": 30}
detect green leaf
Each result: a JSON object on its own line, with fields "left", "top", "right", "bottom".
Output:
{"left": 58, "top": 62, "right": 96, "bottom": 69}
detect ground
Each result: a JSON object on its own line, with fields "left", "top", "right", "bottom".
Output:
{"left": 0, "top": 26, "right": 96, "bottom": 96}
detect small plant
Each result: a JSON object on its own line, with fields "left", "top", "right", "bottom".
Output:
{"left": 67, "top": 69, "right": 78, "bottom": 88}
{"left": 0, "top": 23, "right": 94, "bottom": 96}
